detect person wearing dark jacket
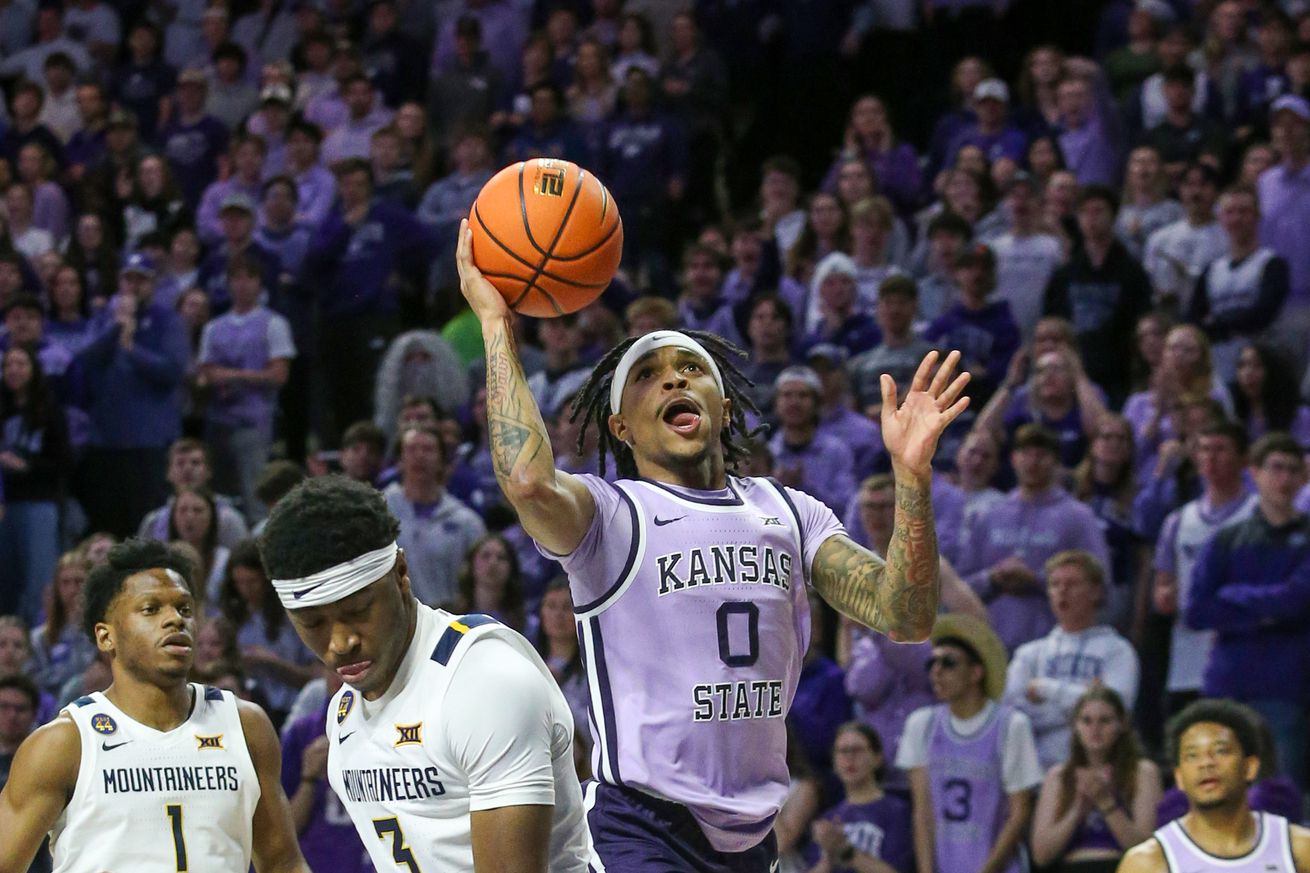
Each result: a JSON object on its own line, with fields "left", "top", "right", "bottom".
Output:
{"left": 74, "top": 252, "right": 189, "bottom": 538}
{"left": 1188, "top": 432, "right": 1310, "bottom": 791}
{"left": 924, "top": 243, "right": 1020, "bottom": 407}
{"left": 0, "top": 344, "right": 70, "bottom": 622}
{"left": 304, "top": 158, "right": 436, "bottom": 446}
{"left": 1043, "top": 186, "right": 1153, "bottom": 407}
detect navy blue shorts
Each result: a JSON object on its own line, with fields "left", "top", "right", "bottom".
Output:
{"left": 583, "top": 781, "right": 778, "bottom": 873}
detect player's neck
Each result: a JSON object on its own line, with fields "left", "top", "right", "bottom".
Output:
{"left": 844, "top": 781, "right": 884, "bottom": 805}
{"left": 364, "top": 599, "right": 419, "bottom": 702}
{"left": 635, "top": 453, "right": 726, "bottom": 491}
{"left": 104, "top": 672, "right": 195, "bottom": 732}
{"left": 1183, "top": 805, "right": 1257, "bottom": 855}
{"left": 948, "top": 691, "right": 987, "bottom": 720}
{"left": 780, "top": 422, "right": 815, "bottom": 446}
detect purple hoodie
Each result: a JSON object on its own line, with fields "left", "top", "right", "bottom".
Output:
{"left": 844, "top": 632, "right": 933, "bottom": 788}
{"left": 954, "top": 487, "right": 1112, "bottom": 651}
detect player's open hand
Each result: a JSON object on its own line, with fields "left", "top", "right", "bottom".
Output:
{"left": 880, "top": 349, "right": 970, "bottom": 479}
{"left": 456, "top": 218, "right": 512, "bottom": 324}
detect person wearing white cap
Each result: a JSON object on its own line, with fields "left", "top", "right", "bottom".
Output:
{"left": 768, "top": 366, "right": 859, "bottom": 514}
{"left": 455, "top": 218, "right": 970, "bottom": 871}
{"left": 1257, "top": 93, "right": 1310, "bottom": 369}
{"left": 260, "top": 476, "right": 588, "bottom": 872}
{"left": 946, "top": 78, "right": 1030, "bottom": 168}
{"left": 801, "top": 250, "right": 882, "bottom": 355}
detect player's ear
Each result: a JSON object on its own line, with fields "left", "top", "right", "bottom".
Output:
{"left": 94, "top": 620, "right": 113, "bottom": 654}
{"left": 721, "top": 395, "right": 732, "bottom": 424}
{"left": 1243, "top": 753, "right": 1261, "bottom": 784}
{"left": 394, "top": 550, "right": 413, "bottom": 598}
{"left": 608, "top": 412, "right": 629, "bottom": 445}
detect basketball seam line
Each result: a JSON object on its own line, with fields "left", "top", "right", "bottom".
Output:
{"left": 511, "top": 164, "right": 618, "bottom": 262}
{"left": 472, "top": 206, "right": 608, "bottom": 287}
{"left": 515, "top": 167, "right": 587, "bottom": 314}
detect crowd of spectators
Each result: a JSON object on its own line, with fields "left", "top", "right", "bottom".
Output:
{"left": 1, "top": 0, "right": 1310, "bottom": 871}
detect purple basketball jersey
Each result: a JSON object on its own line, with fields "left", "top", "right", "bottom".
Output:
{"left": 548, "top": 475, "right": 844, "bottom": 853}
{"left": 926, "top": 704, "right": 1023, "bottom": 873}
{"left": 1155, "top": 811, "right": 1297, "bottom": 872}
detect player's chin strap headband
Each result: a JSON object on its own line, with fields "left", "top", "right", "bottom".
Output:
{"left": 271, "top": 541, "right": 399, "bottom": 610}
{"left": 609, "top": 330, "right": 725, "bottom": 415}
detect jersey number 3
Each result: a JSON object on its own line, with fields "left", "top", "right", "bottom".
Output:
{"left": 374, "top": 817, "right": 421, "bottom": 872}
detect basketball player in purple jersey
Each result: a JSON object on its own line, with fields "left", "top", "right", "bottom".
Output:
{"left": 1118, "top": 700, "right": 1310, "bottom": 873}
{"left": 457, "top": 221, "right": 971, "bottom": 871}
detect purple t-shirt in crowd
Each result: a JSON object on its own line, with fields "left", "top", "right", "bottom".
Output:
{"left": 279, "top": 707, "right": 373, "bottom": 873}
{"left": 802, "top": 794, "right": 915, "bottom": 873}
{"left": 954, "top": 487, "right": 1112, "bottom": 651}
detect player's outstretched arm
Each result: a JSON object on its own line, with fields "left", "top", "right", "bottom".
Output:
{"left": 239, "top": 701, "right": 313, "bottom": 873}
{"left": 0, "top": 717, "right": 80, "bottom": 873}
{"left": 456, "top": 219, "right": 596, "bottom": 556}
{"left": 812, "top": 351, "right": 970, "bottom": 642}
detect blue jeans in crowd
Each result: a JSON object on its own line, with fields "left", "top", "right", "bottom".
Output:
{"left": 0, "top": 500, "right": 62, "bottom": 623}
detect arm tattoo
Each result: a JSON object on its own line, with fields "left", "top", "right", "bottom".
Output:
{"left": 812, "top": 477, "right": 939, "bottom": 641}
{"left": 484, "top": 321, "right": 551, "bottom": 487}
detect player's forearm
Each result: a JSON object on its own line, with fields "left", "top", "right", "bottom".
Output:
{"left": 1030, "top": 800, "right": 1082, "bottom": 866}
{"left": 881, "top": 471, "right": 940, "bottom": 641}
{"left": 912, "top": 813, "right": 934, "bottom": 873}
{"left": 482, "top": 316, "right": 557, "bottom": 500}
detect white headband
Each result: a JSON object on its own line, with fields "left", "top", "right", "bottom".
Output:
{"left": 609, "top": 331, "right": 725, "bottom": 414}
{"left": 271, "top": 542, "right": 399, "bottom": 610}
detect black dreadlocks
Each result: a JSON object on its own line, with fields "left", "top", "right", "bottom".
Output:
{"left": 569, "top": 330, "right": 766, "bottom": 478}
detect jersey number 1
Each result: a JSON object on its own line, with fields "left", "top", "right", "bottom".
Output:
{"left": 166, "top": 804, "right": 188, "bottom": 872}
{"left": 374, "top": 817, "right": 421, "bottom": 872}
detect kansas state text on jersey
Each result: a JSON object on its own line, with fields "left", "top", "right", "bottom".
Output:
{"left": 546, "top": 475, "right": 845, "bottom": 853}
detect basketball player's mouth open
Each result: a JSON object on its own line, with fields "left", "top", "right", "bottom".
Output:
{"left": 336, "top": 660, "right": 373, "bottom": 682}
{"left": 661, "top": 397, "right": 702, "bottom": 436}
{"left": 161, "top": 633, "right": 193, "bottom": 656}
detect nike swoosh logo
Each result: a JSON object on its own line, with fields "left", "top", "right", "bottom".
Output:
{"left": 292, "top": 580, "right": 327, "bottom": 600}
{"left": 339, "top": 731, "right": 356, "bottom": 743}
{"left": 653, "top": 515, "right": 686, "bottom": 526}
{"left": 102, "top": 741, "right": 131, "bottom": 751}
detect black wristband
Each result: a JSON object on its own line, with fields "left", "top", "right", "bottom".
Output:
{"left": 838, "top": 844, "right": 857, "bottom": 864}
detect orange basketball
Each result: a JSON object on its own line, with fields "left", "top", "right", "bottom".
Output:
{"left": 469, "top": 158, "right": 623, "bottom": 318}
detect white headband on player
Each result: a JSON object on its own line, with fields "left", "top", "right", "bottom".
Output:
{"left": 609, "top": 330, "right": 725, "bottom": 414}
{"left": 271, "top": 541, "right": 399, "bottom": 610}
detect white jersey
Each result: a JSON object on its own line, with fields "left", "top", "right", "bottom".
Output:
{"left": 989, "top": 232, "right": 1065, "bottom": 340}
{"left": 326, "top": 604, "right": 588, "bottom": 872}
{"left": 1167, "top": 493, "right": 1257, "bottom": 692}
{"left": 1143, "top": 219, "right": 1227, "bottom": 310}
{"left": 49, "top": 684, "right": 261, "bottom": 873}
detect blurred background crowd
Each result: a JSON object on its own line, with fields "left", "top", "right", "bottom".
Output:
{"left": 0, "top": 0, "right": 1309, "bottom": 870}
